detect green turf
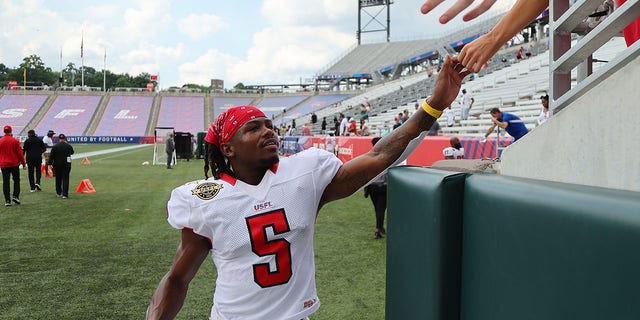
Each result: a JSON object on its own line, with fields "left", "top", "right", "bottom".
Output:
{"left": 0, "top": 144, "right": 386, "bottom": 319}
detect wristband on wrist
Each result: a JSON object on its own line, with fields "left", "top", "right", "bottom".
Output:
{"left": 421, "top": 101, "right": 443, "bottom": 119}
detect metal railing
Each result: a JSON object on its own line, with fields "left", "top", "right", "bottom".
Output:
{"left": 550, "top": 0, "right": 640, "bottom": 113}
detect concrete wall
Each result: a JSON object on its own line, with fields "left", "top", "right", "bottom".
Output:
{"left": 500, "top": 54, "right": 640, "bottom": 192}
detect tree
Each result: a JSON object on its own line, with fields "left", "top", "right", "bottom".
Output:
{"left": 114, "top": 76, "right": 134, "bottom": 88}
{"left": 182, "top": 83, "right": 209, "bottom": 93}
{"left": 0, "top": 63, "right": 8, "bottom": 84}
{"left": 132, "top": 72, "right": 152, "bottom": 88}
{"left": 18, "top": 54, "right": 56, "bottom": 85}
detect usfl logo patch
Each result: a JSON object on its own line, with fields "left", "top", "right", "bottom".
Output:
{"left": 191, "top": 182, "right": 223, "bottom": 200}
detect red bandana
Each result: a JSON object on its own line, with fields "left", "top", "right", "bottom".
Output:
{"left": 205, "top": 106, "right": 266, "bottom": 147}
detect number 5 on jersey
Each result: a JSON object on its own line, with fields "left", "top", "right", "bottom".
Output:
{"left": 246, "top": 209, "right": 293, "bottom": 287}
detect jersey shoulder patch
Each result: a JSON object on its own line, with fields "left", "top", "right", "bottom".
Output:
{"left": 190, "top": 181, "right": 224, "bottom": 200}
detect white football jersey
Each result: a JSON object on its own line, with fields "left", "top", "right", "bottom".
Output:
{"left": 443, "top": 147, "right": 465, "bottom": 159}
{"left": 167, "top": 147, "right": 342, "bottom": 320}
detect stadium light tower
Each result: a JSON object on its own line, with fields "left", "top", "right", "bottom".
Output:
{"left": 357, "top": 0, "right": 393, "bottom": 45}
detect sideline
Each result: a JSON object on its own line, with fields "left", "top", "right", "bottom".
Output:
{"left": 71, "top": 144, "right": 152, "bottom": 160}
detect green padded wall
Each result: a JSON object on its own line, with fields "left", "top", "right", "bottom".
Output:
{"left": 461, "top": 174, "right": 640, "bottom": 320}
{"left": 386, "top": 167, "right": 466, "bottom": 320}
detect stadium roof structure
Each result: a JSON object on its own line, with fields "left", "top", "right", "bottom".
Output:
{"left": 315, "top": 13, "right": 506, "bottom": 87}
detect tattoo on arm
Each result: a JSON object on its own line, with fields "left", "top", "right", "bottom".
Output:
{"left": 334, "top": 166, "right": 370, "bottom": 190}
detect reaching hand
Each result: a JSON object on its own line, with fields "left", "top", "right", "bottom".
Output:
{"left": 420, "top": 0, "right": 498, "bottom": 24}
{"left": 457, "top": 33, "right": 504, "bottom": 73}
{"left": 428, "top": 55, "right": 471, "bottom": 110}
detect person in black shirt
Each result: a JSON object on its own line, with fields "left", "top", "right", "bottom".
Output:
{"left": 22, "top": 129, "right": 46, "bottom": 192}
{"left": 47, "top": 134, "right": 74, "bottom": 198}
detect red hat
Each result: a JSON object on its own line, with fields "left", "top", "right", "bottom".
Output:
{"left": 3, "top": 125, "right": 11, "bottom": 133}
{"left": 205, "top": 106, "right": 266, "bottom": 147}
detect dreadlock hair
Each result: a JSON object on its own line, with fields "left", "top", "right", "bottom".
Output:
{"left": 204, "top": 142, "right": 234, "bottom": 180}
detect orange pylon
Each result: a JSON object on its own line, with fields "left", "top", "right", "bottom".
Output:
{"left": 75, "top": 179, "right": 96, "bottom": 194}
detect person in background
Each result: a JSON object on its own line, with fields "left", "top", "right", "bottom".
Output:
{"left": 516, "top": 46, "right": 524, "bottom": 60}
{"left": 0, "top": 125, "right": 26, "bottom": 206}
{"left": 443, "top": 137, "right": 465, "bottom": 159}
{"left": 359, "top": 104, "right": 369, "bottom": 122}
{"left": 166, "top": 132, "right": 175, "bottom": 169}
{"left": 146, "top": 54, "right": 470, "bottom": 320}
{"left": 339, "top": 113, "right": 349, "bottom": 136}
{"left": 364, "top": 137, "right": 387, "bottom": 239}
{"left": 48, "top": 134, "right": 74, "bottom": 199}
{"left": 537, "top": 94, "right": 550, "bottom": 126}
{"left": 348, "top": 118, "right": 358, "bottom": 136}
{"left": 443, "top": 105, "right": 456, "bottom": 127}
{"left": 321, "top": 117, "right": 327, "bottom": 133}
{"left": 43, "top": 129, "right": 55, "bottom": 163}
{"left": 302, "top": 123, "right": 312, "bottom": 136}
{"left": 23, "top": 129, "right": 46, "bottom": 192}
{"left": 460, "top": 89, "right": 474, "bottom": 120}
{"left": 393, "top": 112, "right": 404, "bottom": 129}
{"left": 400, "top": 109, "right": 410, "bottom": 124}
{"left": 482, "top": 107, "right": 529, "bottom": 143}
{"left": 287, "top": 125, "right": 297, "bottom": 136}
{"left": 358, "top": 118, "right": 370, "bottom": 136}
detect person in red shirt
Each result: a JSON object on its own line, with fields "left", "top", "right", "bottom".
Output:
{"left": 347, "top": 118, "right": 358, "bottom": 136}
{"left": 0, "top": 125, "right": 27, "bottom": 206}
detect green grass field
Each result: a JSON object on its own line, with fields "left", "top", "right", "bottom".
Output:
{"left": 0, "top": 144, "right": 386, "bottom": 320}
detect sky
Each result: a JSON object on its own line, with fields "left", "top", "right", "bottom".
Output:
{"left": 1, "top": 0, "right": 515, "bottom": 89}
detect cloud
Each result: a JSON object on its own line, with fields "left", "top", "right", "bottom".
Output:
{"left": 261, "top": 0, "right": 354, "bottom": 26}
{"left": 113, "top": 0, "right": 173, "bottom": 43}
{"left": 119, "top": 42, "right": 185, "bottom": 75}
{"left": 230, "top": 25, "right": 353, "bottom": 85}
{"left": 178, "top": 13, "right": 228, "bottom": 40}
{"left": 178, "top": 49, "right": 241, "bottom": 86}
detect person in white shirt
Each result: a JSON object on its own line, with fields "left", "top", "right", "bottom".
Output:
{"left": 443, "top": 137, "right": 465, "bottom": 159}
{"left": 460, "top": 89, "right": 474, "bottom": 120}
{"left": 146, "top": 54, "right": 471, "bottom": 320}
{"left": 537, "top": 94, "right": 550, "bottom": 126}
{"left": 42, "top": 130, "right": 55, "bottom": 163}
{"left": 339, "top": 113, "right": 349, "bottom": 136}
{"left": 443, "top": 105, "right": 455, "bottom": 127}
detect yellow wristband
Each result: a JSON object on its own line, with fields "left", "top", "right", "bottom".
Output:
{"left": 422, "top": 101, "right": 443, "bottom": 119}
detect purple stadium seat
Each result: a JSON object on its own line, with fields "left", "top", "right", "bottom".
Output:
{"left": 93, "top": 95, "right": 154, "bottom": 136}
{"left": 0, "top": 94, "right": 48, "bottom": 133}
{"left": 34, "top": 95, "right": 101, "bottom": 136}
{"left": 156, "top": 96, "right": 205, "bottom": 134}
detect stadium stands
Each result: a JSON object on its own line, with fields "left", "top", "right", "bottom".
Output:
{"left": 255, "top": 95, "right": 310, "bottom": 120}
{"left": 34, "top": 95, "right": 101, "bottom": 136}
{"left": 275, "top": 93, "right": 353, "bottom": 126}
{"left": 0, "top": 93, "right": 48, "bottom": 134}
{"left": 0, "top": 23, "right": 627, "bottom": 142}
{"left": 93, "top": 95, "right": 154, "bottom": 136}
{"left": 156, "top": 96, "right": 205, "bottom": 134}
{"left": 316, "top": 14, "right": 506, "bottom": 88}
{"left": 212, "top": 96, "right": 256, "bottom": 117}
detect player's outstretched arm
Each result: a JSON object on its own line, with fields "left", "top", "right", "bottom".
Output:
{"left": 320, "top": 55, "right": 470, "bottom": 206}
{"left": 458, "top": 0, "right": 548, "bottom": 72}
{"left": 147, "top": 229, "right": 211, "bottom": 320}
{"left": 421, "top": 0, "right": 498, "bottom": 24}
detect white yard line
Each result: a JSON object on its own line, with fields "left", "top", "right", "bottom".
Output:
{"left": 71, "top": 144, "right": 152, "bottom": 160}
